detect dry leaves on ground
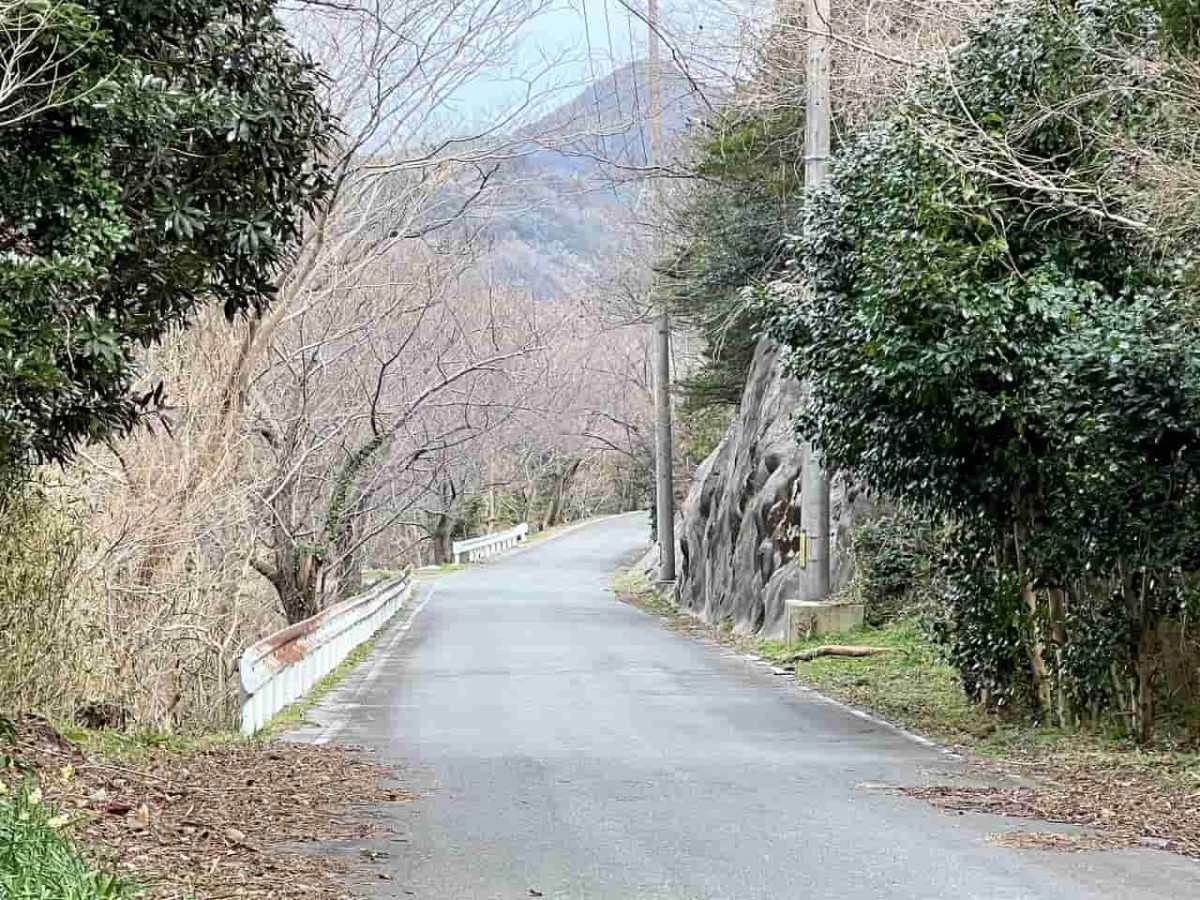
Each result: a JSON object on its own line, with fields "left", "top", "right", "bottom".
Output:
{"left": 1, "top": 715, "right": 408, "bottom": 898}
{"left": 902, "top": 758, "right": 1200, "bottom": 858}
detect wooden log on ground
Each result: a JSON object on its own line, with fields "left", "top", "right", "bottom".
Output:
{"left": 780, "top": 645, "right": 894, "bottom": 664}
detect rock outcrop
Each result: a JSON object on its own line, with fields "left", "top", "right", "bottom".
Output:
{"left": 675, "top": 338, "right": 857, "bottom": 638}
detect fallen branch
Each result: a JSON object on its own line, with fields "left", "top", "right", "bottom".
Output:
{"left": 780, "top": 645, "right": 894, "bottom": 664}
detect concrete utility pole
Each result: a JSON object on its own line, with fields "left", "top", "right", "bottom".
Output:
{"left": 648, "top": 0, "right": 675, "bottom": 583}
{"left": 802, "top": 0, "right": 831, "bottom": 597}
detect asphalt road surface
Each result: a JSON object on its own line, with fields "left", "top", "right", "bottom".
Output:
{"left": 295, "top": 513, "right": 1200, "bottom": 899}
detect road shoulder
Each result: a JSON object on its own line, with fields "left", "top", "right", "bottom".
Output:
{"left": 611, "top": 568, "right": 1200, "bottom": 861}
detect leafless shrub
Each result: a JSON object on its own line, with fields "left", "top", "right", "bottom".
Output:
{"left": 0, "top": 485, "right": 93, "bottom": 717}
{"left": 733, "top": 0, "right": 989, "bottom": 130}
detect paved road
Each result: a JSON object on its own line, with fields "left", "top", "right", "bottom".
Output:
{"left": 297, "top": 513, "right": 1200, "bottom": 899}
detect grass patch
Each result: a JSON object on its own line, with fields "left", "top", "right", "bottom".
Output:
{"left": 610, "top": 570, "right": 675, "bottom": 615}
{"left": 362, "top": 568, "right": 404, "bottom": 586}
{"left": 768, "top": 621, "right": 1200, "bottom": 783}
{"left": 57, "top": 725, "right": 242, "bottom": 765}
{"left": 0, "top": 782, "right": 137, "bottom": 899}
{"left": 418, "top": 562, "right": 466, "bottom": 574}
{"left": 758, "top": 620, "right": 997, "bottom": 743}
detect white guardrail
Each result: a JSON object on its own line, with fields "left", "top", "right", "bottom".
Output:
{"left": 451, "top": 522, "right": 529, "bottom": 563}
{"left": 238, "top": 572, "right": 412, "bottom": 736}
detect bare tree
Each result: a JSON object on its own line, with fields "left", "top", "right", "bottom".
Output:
{"left": 246, "top": 246, "right": 550, "bottom": 619}
{"left": 42, "top": 0, "right": 613, "bottom": 724}
{"left": 0, "top": 0, "right": 99, "bottom": 129}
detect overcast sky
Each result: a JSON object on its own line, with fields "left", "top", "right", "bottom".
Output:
{"left": 448, "top": 0, "right": 745, "bottom": 122}
{"left": 445, "top": 1, "right": 641, "bottom": 122}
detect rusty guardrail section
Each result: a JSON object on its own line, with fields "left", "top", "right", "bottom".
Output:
{"left": 451, "top": 522, "right": 528, "bottom": 563}
{"left": 238, "top": 571, "right": 412, "bottom": 736}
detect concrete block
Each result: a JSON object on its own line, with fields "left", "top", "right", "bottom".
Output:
{"left": 784, "top": 599, "right": 864, "bottom": 643}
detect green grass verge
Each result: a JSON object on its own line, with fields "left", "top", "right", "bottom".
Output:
{"left": 419, "top": 562, "right": 466, "bottom": 574}
{"left": 362, "top": 568, "right": 403, "bottom": 586}
{"left": 771, "top": 621, "right": 1200, "bottom": 785}
{"left": 764, "top": 622, "right": 1199, "bottom": 770}
{"left": 611, "top": 570, "right": 674, "bottom": 614}
{"left": 758, "top": 620, "right": 996, "bottom": 744}
{"left": 0, "top": 782, "right": 137, "bottom": 899}
{"left": 56, "top": 726, "right": 242, "bottom": 765}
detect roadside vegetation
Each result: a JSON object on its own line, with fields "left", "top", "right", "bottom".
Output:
{"left": 760, "top": 0, "right": 1200, "bottom": 745}
{"left": 614, "top": 570, "right": 1200, "bottom": 856}
{"left": 662, "top": 0, "right": 1200, "bottom": 747}
{"left": 1, "top": 781, "right": 136, "bottom": 900}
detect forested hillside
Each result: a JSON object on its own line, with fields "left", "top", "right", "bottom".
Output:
{"left": 472, "top": 60, "right": 703, "bottom": 299}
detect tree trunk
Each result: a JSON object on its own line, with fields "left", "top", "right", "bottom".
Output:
{"left": 271, "top": 544, "right": 322, "bottom": 624}
{"left": 523, "top": 476, "right": 538, "bottom": 528}
{"left": 1047, "top": 586, "right": 1070, "bottom": 727}
{"left": 542, "top": 458, "right": 582, "bottom": 530}
{"left": 431, "top": 513, "right": 454, "bottom": 564}
{"left": 1021, "top": 581, "right": 1052, "bottom": 716}
{"left": 1011, "top": 523, "right": 1051, "bottom": 717}
{"left": 1133, "top": 623, "right": 1157, "bottom": 745}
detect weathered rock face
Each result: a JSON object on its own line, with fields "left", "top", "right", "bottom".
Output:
{"left": 675, "top": 338, "right": 857, "bottom": 638}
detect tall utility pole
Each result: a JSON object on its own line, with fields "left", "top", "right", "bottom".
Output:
{"left": 647, "top": 0, "right": 675, "bottom": 582}
{"left": 802, "top": 0, "right": 831, "bottom": 597}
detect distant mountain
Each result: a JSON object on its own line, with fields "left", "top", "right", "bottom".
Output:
{"left": 475, "top": 60, "right": 711, "bottom": 298}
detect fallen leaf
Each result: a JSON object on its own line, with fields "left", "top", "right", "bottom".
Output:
{"left": 127, "top": 803, "right": 150, "bottom": 830}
